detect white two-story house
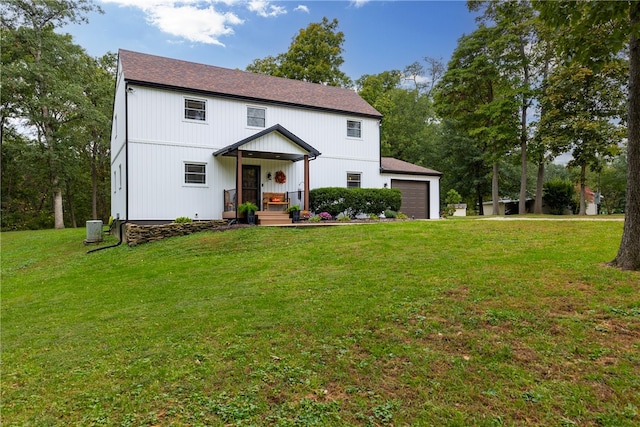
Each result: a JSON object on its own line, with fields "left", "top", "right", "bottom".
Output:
{"left": 111, "top": 50, "right": 441, "bottom": 224}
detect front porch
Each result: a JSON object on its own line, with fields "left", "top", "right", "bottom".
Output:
{"left": 223, "top": 189, "right": 305, "bottom": 226}
{"left": 215, "top": 124, "right": 320, "bottom": 226}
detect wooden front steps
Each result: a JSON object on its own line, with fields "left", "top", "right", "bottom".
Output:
{"left": 257, "top": 210, "right": 292, "bottom": 226}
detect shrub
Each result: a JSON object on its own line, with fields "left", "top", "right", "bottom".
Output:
{"left": 310, "top": 187, "right": 401, "bottom": 217}
{"left": 174, "top": 216, "right": 192, "bottom": 223}
{"left": 319, "top": 212, "right": 333, "bottom": 220}
{"left": 396, "top": 212, "right": 408, "bottom": 219}
{"left": 543, "top": 179, "right": 574, "bottom": 215}
{"left": 384, "top": 209, "right": 397, "bottom": 218}
{"left": 445, "top": 189, "right": 463, "bottom": 205}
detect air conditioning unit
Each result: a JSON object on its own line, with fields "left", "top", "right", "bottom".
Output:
{"left": 85, "top": 220, "right": 103, "bottom": 243}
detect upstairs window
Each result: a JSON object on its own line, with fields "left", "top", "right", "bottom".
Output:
{"left": 247, "top": 107, "right": 266, "bottom": 127}
{"left": 347, "top": 172, "right": 361, "bottom": 188}
{"left": 185, "top": 98, "right": 206, "bottom": 121}
{"left": 185, "top": 163, "right": 206, "bottom": 185}
{"left": 347, "top": 120, "right": 362, "bottom": 138}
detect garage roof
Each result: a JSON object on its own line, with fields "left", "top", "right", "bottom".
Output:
{"left": 380, "top": 157, "right": 442, "bottom": 177}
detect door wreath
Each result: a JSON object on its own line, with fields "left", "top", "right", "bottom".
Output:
{"left": 275, "top": 170, "right": 287, "bottom": 184}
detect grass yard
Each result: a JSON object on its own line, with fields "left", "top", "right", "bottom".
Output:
{"left": 2, "top": 219, "right": 639, "bottom": 426}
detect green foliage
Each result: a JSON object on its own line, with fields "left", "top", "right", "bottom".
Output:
{"left": 598, "top": 153, "right": 627, "bottom": 214}
{"left": 238, "top": 202, "right": 258, "bottom": 214}
{"left": 434, "top": 25, "right": 520, "bottom": 212}
{"left": 383, "top": 209, "right": 397, "bottom": 219}
{"left": 309, "top": 187, "right": 401, "bottom": 217}
{"left": 309, "top": 214, "right": 322, "bottom": 223}
{"left": 246, "top": 17, "right": 351, "bottom": 87}
{"left": 445, "top": 189, "right": 463, "bottom": 205}
{"left": 1, "top": 1, "right": 112, "bottom": 229}
{"left": 356, "top": 65, "right": 441, "bottom": 164}
{"left": 543, "top": 178, "right": 575, "bottom": 215}
{"left": 286, "top": 204, "right": 300, "bottom": 213}
{"left": 174, "top": 217, "right": 192, "bottom": 223}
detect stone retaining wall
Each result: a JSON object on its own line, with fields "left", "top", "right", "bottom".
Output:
{"left": 125, "top": 220, "right": 229, "bottom": 246}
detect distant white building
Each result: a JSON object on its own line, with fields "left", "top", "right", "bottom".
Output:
{"left": 110, "top": 50, "right": 442, "bottom": 223}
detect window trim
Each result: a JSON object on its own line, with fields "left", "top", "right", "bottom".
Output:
{"left": 347, "top": 119, "right": 362, "bottom": 139}
{"left": 184, "top": 97, "right": 207, "bottom": 122}
{"left": 347, "top": 172, "right": 362, "bottom": 189}
{"left": 247, "top": 106, "right": 266, "bottom": 128}
{"left": 184, "top": 162, "right": 207, "bottom": 186}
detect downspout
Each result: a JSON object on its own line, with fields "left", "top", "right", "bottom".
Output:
{"left": 125, "top": 82, "right": 130, "bottom": 221}
{"left": 378, "top": 118, "right": 382, "bottom": 172}
{"left": 87, "top": 220, "right": 128, "bottom": 253}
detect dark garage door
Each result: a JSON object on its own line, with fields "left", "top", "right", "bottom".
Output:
{"left": 392, "top": 180, "right": 430, "bottom": 219}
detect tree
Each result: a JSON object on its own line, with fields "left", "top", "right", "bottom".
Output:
{"left": 1, "top": 0, "right": 102, "bottom": 229}
{"left": 74, "top": 52, "right": 116, "bottom": 221}
{"left": 434, "top": 25, "right": 519, "bottom": 215}
{"left": 246, "top": 17, "right": 351, "bottom": 87}
{"left": 598, "top": 151, "right": 627, "bottom": 215}
{"left": 535, "top": 1, "right": 640, "bottom": 269}
{"left": 538, "top": 60, "right": 627, "bottom": 215}
{"left": 543, "top": 178, "right": 574, "bottom": 215}
{"left": 469, "top": 0, "right": 540, "bottom": 215}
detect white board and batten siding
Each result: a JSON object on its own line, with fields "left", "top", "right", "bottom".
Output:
{"left": 110, "top": 62, "right": 128, "bottom": 220}
{"left": 115, "top": 84, "right": 383, "bottom": 221}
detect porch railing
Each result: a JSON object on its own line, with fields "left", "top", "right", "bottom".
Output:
{"left": 223, "top": 188, "right": 307, "bottom": 213}
{"left": 224, "top": 189, "right": 236, "bottom": 212}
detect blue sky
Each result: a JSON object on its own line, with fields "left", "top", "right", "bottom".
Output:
{"left": 65, "top": 0, "right": 480, "bottom": 81}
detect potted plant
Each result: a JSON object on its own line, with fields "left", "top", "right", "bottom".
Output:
{"left": 238, "top": 201, "right": 258, "bottom": 225}
{"left": 287, "top": 204, "right": 301, "bottom": 222}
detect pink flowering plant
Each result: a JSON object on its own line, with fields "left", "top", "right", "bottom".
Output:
{"left": 319, "top": 212, "right": 333, "bottom": 220}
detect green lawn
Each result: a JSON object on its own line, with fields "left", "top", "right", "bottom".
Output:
{"left": 2, "top": 220, "right": 639, "bottom": 426}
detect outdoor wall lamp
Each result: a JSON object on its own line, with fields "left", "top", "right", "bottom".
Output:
{"left": 267, "top": 172, "right": 272, "bottom": 180}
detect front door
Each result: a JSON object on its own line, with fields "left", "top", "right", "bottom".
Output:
{"left": 242, "top": 165, "right": 261, "bottom": 208}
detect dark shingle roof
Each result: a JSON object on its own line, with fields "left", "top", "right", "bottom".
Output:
{"left": 119, "top": 49, "right": 382, "bottom": 119}
{"left": 380, "top": 157, "right": 442, "bottom": 176}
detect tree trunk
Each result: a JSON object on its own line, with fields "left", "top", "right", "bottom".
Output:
{"left": 519, "top": 133, "right": 527, "bottom": 214}
{"left": 477, "top": 183, "right": 484, "bottom": 216}
{"left": 492, "top": 162, "right": 499, "bottom": 215}
{"left": 535, "top": 161, "right": 544, "bottom": 214}
{"left": 519, "top": 36, "right": 530, "bottom": 215}
{"left": 91, "top": 160, "right": 98, "bottom": 219}
{"left": 53, "top": 178, "right": 64, "bottom": 229}
{"left": 610, "top": 1, "right": 640, "bottom": 270}
{"left": 66, "top": 181, "right": 77, "bottom": 228}
{"left": 579, "top": 164, "right": 587, "bottom": 215}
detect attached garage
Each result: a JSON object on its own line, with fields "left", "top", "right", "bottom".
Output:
{"left": 380, "top": 157, "right": 442, "bottom": 220}
{"left": 392, "top": 179, "right": 430, "bottom": 219}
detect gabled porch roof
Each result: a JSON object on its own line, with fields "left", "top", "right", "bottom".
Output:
{"left": 213, "top": 124, "right": 321, "bottom": 161}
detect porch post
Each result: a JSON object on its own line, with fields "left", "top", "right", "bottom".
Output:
{"left": 237, "top": 150, "right": 243, "bottom": 215}
{"left": 304, "top": 154, "right": 310, "bottom": 211}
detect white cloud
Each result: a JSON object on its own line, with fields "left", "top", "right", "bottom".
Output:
{"left": 247, "top": 0, "right": 286, "bottom": 17}
{"left": 294, "top": 5, "right": 309, "bottom": 14}
{"left": 149, "top": 4, "right": 242, "bottom": 45}
{"left": 350, "top": 0, "right": 370, "bottom": 8}
{"left": 101, "top": 0, "right": 245, "bottom": 46}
